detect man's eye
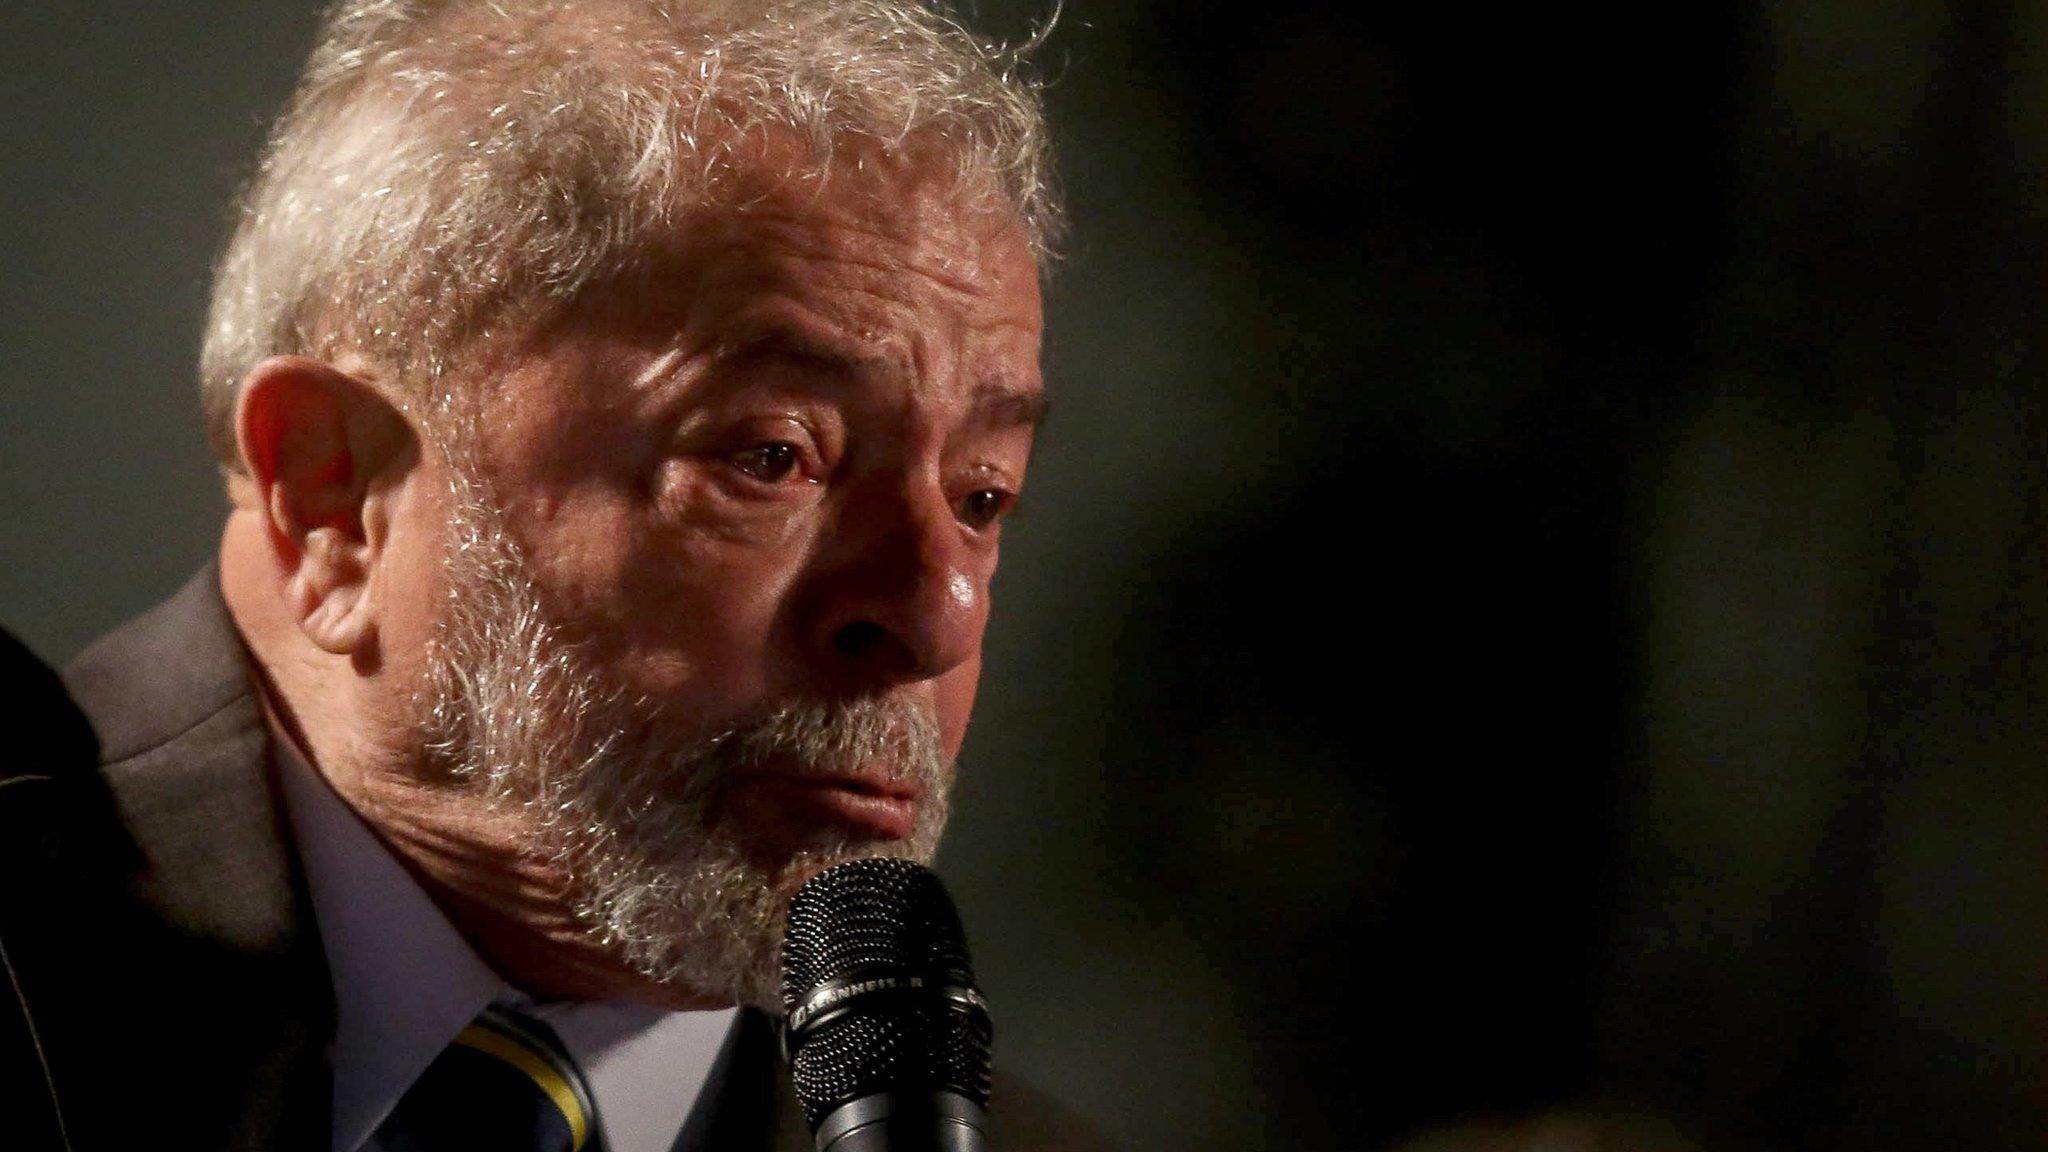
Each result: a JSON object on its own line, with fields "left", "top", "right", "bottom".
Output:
{"left": 957, "top": 488, "right": 1014, "bottom": 530}
{"left": 730, "top": 442, "right": 801, "bottom": 483}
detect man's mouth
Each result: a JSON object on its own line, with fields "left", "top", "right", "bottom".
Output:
{"left": 728, "top": 763, "right": 923, "bottom": 842}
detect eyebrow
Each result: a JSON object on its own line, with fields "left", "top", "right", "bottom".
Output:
{"left": 970, "top": 383, "right": 1051, "bottom": 431}
{"left": 716, "top": 328, "right": 1050, "bottom": 430}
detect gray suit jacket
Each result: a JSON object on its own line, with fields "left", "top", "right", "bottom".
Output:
{"left": 0, "top": 569, "right": 1102, "bottom": 1151}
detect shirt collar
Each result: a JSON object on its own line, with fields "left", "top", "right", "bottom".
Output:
{"left": 270, "top": 719, "right": 510, "bottom": 1152}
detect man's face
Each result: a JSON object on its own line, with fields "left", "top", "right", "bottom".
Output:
{"left": 400, "top": 151, "right": 1044, "bottom": 1005}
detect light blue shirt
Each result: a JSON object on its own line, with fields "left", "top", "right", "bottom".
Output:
{"left": 270, "top": 720, "right": 740, "bottom": 1152}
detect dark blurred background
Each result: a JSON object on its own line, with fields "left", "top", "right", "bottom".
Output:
{"left": 3, "top": 2, "right": 2043, "bottom": 1150}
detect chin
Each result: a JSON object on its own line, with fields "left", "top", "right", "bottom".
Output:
{"left": 559, "top": 805, "right": 947, "bottom": 1013}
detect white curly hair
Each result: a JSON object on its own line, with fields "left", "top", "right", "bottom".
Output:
{"left": 199, "top": 0, "right": 1062, "bottom": 473}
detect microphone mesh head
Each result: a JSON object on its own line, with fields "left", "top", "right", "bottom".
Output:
{"left": 780, "top": 857, "right": 993, "bottom": 1129}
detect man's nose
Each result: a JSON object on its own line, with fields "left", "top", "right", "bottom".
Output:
{"left": 803, "top": 478, "right": 986, "bottom": 689}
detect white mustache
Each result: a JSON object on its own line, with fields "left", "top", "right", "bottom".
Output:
{"left": 706, "top": 695, "right": 946, "bottom": 786}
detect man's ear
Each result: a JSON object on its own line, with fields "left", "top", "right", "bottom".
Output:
{"left": 234, "top": 356, "right": 418, "bottom": 657}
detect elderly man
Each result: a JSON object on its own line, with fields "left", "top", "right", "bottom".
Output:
{"left": 0, "top": 2, "right": 1098, "bottom": 1150}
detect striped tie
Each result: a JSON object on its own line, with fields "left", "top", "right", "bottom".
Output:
{"left": 370, "top": 1003, "right": 603, "bottom": 1152}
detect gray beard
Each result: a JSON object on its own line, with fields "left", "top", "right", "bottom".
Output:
{"left": 414, "top": 464, "right": 951, "bottom": 1009}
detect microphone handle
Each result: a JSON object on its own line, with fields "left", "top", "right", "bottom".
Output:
{"left": 815, "top": 1091, "right": 987, "bottom": 1152}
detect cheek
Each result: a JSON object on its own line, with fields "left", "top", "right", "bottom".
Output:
{"left": 507, "top": 484, "right": 815, "bottom": 701}
{"left": 931, "top": 654, "right": 983, "bottom": 761}
{"left": 370, "top": 476, "right": 458, "bottom": 672}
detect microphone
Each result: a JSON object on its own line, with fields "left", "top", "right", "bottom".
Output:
{"left": 779, "top": 857, "right": 993, "bottom": 1152}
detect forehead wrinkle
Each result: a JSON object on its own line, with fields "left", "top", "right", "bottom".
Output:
{"left": 692, "top": 308, "right": 1042, "bottom": 423}
{"left": 629, "top": 345, "right": 692, "bottom": 392}
{"left": 703, "top": 293, "right": 907, "bottom": 372}
{"left": 543, "top": 169, "right": 1039, "bottom": 414}
{"left": 683, "top": 237, "right": 1035, "bottom": 379}
{"left": 729, "top": 222, "right": 1018, "bottom": 315}
{"left": 714, "top": 163, "right": 1028, "bottom": 285}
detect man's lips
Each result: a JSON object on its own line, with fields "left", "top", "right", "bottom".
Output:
{"left": 729, "top": 765, "right": 922, "bottom": 841}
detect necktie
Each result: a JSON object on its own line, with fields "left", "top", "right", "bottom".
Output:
{"left": 370, "top": 1003, "right": 603, "bottom": 1152}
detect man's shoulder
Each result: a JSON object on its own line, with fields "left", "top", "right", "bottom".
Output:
{"left": 0, "top": 569, "right": 332, "bottom": 1151}
{"left": 29, "top": 564, "right": 296, "bottom": 949}
{"left": 61, "top": 564, "right": 252, "bottom": 768}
